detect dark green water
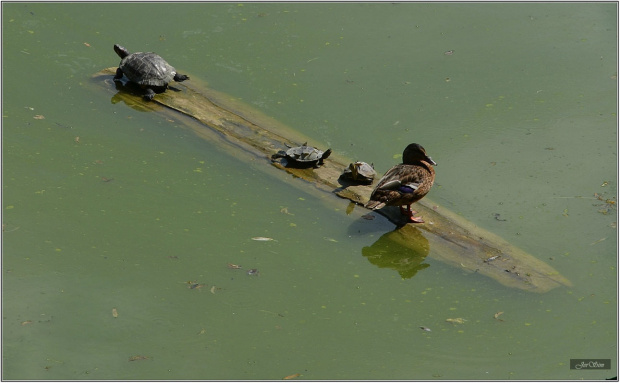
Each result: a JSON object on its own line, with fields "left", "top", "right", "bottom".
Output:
{"left": 2, "top": 2, "right": 617, "bottom": 380}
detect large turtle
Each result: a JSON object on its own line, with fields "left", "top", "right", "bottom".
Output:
{"left": 271, "top": 142, "right": 332, "bottom": 168}
{"left": 340, "top": 161, "right": 377, "bottom": 184}
{"left": 113, "top": 44, "right": 189, "bottom": 100}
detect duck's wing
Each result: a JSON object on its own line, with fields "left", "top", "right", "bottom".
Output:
{"left": 365, "top": 165, "right": 426, "bottom": 209}
{"left": 376, "top": 164, "right": 426, "bottom": 190}
{"left": 379, "top": 179, "right": 420, "bottom": 192}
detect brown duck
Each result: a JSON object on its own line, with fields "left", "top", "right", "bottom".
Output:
{"left": 365, "top": 143, "right": 437, "bottom": 223}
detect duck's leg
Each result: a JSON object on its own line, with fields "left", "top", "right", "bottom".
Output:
{"left": 401, "top": 204, "right": 424, "bottom": 223}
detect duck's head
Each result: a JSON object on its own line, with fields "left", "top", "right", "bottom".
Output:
{"left": 402, "top": 143, "right": 437, "bottom": 166}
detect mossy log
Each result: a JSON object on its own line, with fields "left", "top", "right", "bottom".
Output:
{"left": 91, "top": 68, "right": 571, "bottom": 293}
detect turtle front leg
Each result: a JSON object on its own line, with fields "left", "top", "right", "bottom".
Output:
{"left": 143, "top": 88, "right": 156, "bottom": 101}
{"left": 113, "top": 68, "right": 124, "bottom": 81}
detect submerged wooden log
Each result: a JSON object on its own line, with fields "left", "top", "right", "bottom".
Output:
{"left": 91, "top": 68, "right": 571, "bottom": 293}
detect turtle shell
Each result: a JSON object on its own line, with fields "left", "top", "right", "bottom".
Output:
{"left": 119, "top": 52, "right": 177, "bottom": 87}
{"left": 272, "top": 142, "right": 332, "bottom": 168}
{"left": 341, "top": 161, "right": 377, "bottom": 184}
{"left": 285, "top": 144, "right": 326, "bottom": 162}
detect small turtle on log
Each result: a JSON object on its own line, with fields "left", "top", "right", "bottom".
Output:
{"left": 113, "top": 44, "right": 189, "bottom": 100}
{"left": 340, "top": 161, "right": 377, "bottom": 184}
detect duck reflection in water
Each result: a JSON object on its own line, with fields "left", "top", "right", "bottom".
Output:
{"left": 361, "top": 225, "right": 430, "bottom": 279}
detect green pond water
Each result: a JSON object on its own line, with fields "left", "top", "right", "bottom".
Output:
{"left": 2, "top": 2, "right": 617, "bottom": 380}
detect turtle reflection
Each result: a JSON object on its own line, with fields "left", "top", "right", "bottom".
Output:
{"left": 361, "top": 226, "right": 430, "bottom": 279}
{"left": 110, "top": 79, "right": 163, "bottom": 112}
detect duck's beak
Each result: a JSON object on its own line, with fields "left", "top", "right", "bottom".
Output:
{"left": 426, "top": 156, "right": 437, "bottom": 166}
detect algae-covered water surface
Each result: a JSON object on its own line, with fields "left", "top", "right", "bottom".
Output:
{"left": 2, "top": 2, "right": 617, "bottom": 380}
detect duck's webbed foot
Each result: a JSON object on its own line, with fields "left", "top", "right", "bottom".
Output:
{"left": 400, "top": 205, "right": 424, "bottom": 223}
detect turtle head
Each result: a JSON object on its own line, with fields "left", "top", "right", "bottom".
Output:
{"left": 113, "top": 44, "right": 130, "bottom": 59}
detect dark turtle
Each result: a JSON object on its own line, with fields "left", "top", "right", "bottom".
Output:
{"left": 341, "top": 161, "right": 377, "bottom": 184}
{"left": 271, "top": 142, "right": 332, "bottom": 168}
{"left": 113, "top": 44, "right": 189, "bottom": 100}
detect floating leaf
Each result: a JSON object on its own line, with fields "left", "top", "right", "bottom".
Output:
{"left": 227, "top": 263, "right": 242, "bottom": 269}
{"left": 284, "top": 373, "right": 301, "bottom": 380}
{"left": 445, "top": 318, "right": 467, "bottom": 324}
{"left": 494, "top": 311, "right": 504, "bottom": 321}
{"left": 112, "top": 308, "right": 118, "bottom": 318}
{"left": 33, "top": 114, "right": 45, "bottom": 120}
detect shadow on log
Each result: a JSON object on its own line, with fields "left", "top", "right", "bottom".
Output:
{"left": 91, "top": 67, "right": 572, "bottom": 293}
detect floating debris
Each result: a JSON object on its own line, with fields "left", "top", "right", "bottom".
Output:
{"left": 227, "top": 263, "right": 242, "bottom": 269}
{"left": 444, "top": 50, "right": 454, "bottom": 55}
{"left": 187, "top": 281, "right": 205, "bottom": 290}
{"left": 167, "top": 255, "right": 179, "bottom": 260}
{"left": 33, "top": 114, "right": 45, "bottom": 120}
{"left": 128, "top": 355, "right": 150, "bottom": 362}
{"left": 420, "top": 326, "right": 431, "bottom": 332}
{"left": 445, "top": 318, "right": 467, "bottom": 324}
{"left": 493, "top": 213, "right": 507, "bottom": 222}
{"left": 247, "top": 269, "right": 259, "bottom": 276}
{"left": 112, "top": 308, "right": 118, "bottom": 318}
{"left": 101, "top": 177, "right": 114, "bottom": 182}
{"left": 483, "top": 255, "right": 501, "bottom": 263}
{"left": 361, "top": 213, "right": 375, "bottom": 220}
{"left": 280, "top": 207, "right": 293, "bottom": 215}
{"left": 594, "top": 192, "right": 616, "bottom": 214}
{"left": 252, "top": 237, "right": 275, "bottom": 241}
{"left": 21, "top": 320, "right": 32, "bottom": 326}
{"left": 2, "top": 225, "right": 20, "bottom": 233}
{"left": 283, "top": 373, "right": 301, "bottom": 380}
{"left": 74, "top": 136, "right": 80, "bottom": 144}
